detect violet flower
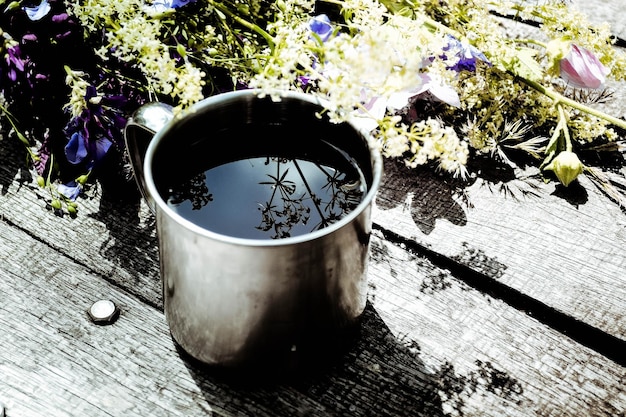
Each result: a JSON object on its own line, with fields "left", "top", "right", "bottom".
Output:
{"left": 52, "top": 12, "right": 70, "bottom": 23}
{"left": 65, "top": 131, "right": 89, "bottom": 164}
{"left": 65, "top": 128, "right": 113, "bottom": 168}
{"left": 168, "top": 0, "right": 196, "bottom": 7}
{"left": 146, "top": 0, "right": 196, "bottom": 14}
{"left": 442, "top": 35, "right": 490, "bottom": 72}
{"left": 414, "top": 73, "right": 461, "bottom": 108}
{"left": 63, "top": 86, "right": 124, "bottom": 170}
{"left": 309, "top": 14, "right": 333, "bottom": 42}
{"left": 559, "top": 44, "right": 609, "bottom": 89}
{"left": 298, "top": 14, "right": 334, "bottom": 86}
{"left": 4, "top": 45, "right": 25, "bottom": 81}
{"left": 58, "top": 181, "right": 82, "bottom": 201}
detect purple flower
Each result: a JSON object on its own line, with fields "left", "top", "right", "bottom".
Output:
{"left": 442, "top": 35, "right": 490, "bottom": 72}
{"left": 415, "top": 73, "right": 461, "bottom": 108}
{"left": 23, "top": 0, "right": 51, "bottom": 21}
{"left": 58, "top": 181, "right": 82, "bottom": 201}
{"left": 169, "top": 0, "right": 195, "bottom": 7}
{"left": 65, "top": 127, "right": 114, "bottom": 168}
{"left": 63, "top": 86, "right": 125, "bottom": 169}
{"left": 52, "top": 13, "right": 69, "bottom": 23}
{"left": 93, "top": 136, "right": 113, "bottom": 163}
{"left": 559, "top": 44, "right": 609, "bottom": 89}
{"left": 5, "top": 45, "right": 25, "bottom": 82}
{"left": 22, "top": 33, "right": 38, "bottom": 42}
{"left": 299, "top": 15, "right": 334, "bottom": 85}
{"left": 309, "top": 14, "right": 333, "bottom": 42}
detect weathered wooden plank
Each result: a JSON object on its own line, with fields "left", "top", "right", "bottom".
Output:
{"left": 497, "top": 0, "right": 626, "bottom": 42}
{"left": 373, "top": 158, "right": 626, "bottom": 346}
{"left": 0, "top": 0, "right": 624, "bottom": 344}
{"left": 1, "top": 216, "right": 625, "bottom": 416}
{"left": 0, "top": 135, "right": 162, "bottom": 308}
{"left": 0, "top": 2, "right": 625, "bottom": 415}
{"left": 367, "top": 234, "right": 626, "bottom": 417}
{"left": 565, "top": 0, "right": 626, "bottom": 41}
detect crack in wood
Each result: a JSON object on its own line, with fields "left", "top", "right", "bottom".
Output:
{"left": 373, "top": 222, "right": 626, "bottom": 367}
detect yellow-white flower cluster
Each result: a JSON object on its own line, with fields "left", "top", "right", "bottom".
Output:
{"left": 68, "top": 0, "right": 205, "bottom": 109}
{"left": 379, "top": 116, "right": 469, "bottom": 177}
{"left": 63, "top": 67, "right": 89, "bottom": 118}
{"left": 61, "top": 0, "right": 626, "bottom": 186}
{"left": 250, "top": 0, "right": 470, "bottom": 176}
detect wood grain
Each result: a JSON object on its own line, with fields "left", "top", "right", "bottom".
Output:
{"left": 373, "top": 159, "right": 626, "bottom": 347}
{"left": 1, "top": 220, "right": 625, "bottom": 417}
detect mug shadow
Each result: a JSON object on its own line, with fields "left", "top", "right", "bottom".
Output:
{"left": 179, "top": 302, "right": 447, "bottom": 416}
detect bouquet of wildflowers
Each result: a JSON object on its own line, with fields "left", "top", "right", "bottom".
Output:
{"left": 1, "top": 0, "right": 625, "bottom": 215}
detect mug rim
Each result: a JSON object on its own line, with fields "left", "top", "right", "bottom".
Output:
{"left": 143, "top": 89, "right": 383, "bottom": 247}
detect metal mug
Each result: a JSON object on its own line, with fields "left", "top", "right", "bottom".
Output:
{"left": 124, "top": 89, "right": 383, "bottom": 369}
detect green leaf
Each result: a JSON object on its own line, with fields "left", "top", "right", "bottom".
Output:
{"left": 511, "top": 47, "right": 544, "bottom": 82}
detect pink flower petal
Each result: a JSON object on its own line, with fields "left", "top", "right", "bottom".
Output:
{"left": 560, "top": 44, "right": 609, "bottom": 89}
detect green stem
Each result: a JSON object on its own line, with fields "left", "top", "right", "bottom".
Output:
{"left": 557, "top": 104, "right": 572, "bottom": 152}
{"left": 421, "top": 14, "right": 457, "bottom": 37}
{"left": 394, "top": 4, "right": 626, "bottom": 133}
{"left": 47, "top": 153, "right": 55, "bottom": 192}
{"left": 521, "top": 77, "right": 626, "bottom": 131}
{"left": 323, "top": 0, "right": 458, "bottom": 38}
{"left": 0, "top": 103, "right": 38, "bottom": 160}
{"left": 206, "top": 0, "right": 275, "bottom": 51}
{"left": 512, "top": 38, "right": 547, "bottom": 49}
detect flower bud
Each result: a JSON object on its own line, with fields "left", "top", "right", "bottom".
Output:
{"left": 51, "top": 199, "right": 62, "bottom": 210}
{"left": 559, "top": 44, "right": 609, "bottom": 89}
{"left": 546, "top": 38, "right": 570, "bottom": 76}
{"left": 76, "top": 174, "right": 89, "bottom": 185}
{"left": 176, "top": 43, "right": 187, "bottom": 58}
{"left": 544, "top": 151, "right": 584, "bottom": 187}
{"left": 5, "top": 1, "right": 21, "bottom": 12}
{"left": 36, "top": 176, "right": 46, "bottom": 188}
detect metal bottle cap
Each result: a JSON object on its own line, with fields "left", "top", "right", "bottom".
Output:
{"left": 87, "top": 300, "right": 120, "bottom": 325}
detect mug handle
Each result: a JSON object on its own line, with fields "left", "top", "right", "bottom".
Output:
{"left": 124, "top": 102, "right": 174, "bottom": 214}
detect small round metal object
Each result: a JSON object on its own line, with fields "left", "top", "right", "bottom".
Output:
{"left": 88, "top": 299, "right": 120, "bottom": 325}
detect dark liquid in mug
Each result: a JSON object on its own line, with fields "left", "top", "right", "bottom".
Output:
{"left": 163, "top": 124, "right": 367, "bottom": 239}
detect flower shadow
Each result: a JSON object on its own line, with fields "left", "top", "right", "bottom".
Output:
{"left": 88, "top": 158, "right": 160, "bottom": 293}
{"left": 0, "top": 133, "right": 33, "bottom": 196}
{"left": 376, "top": 158, "right": 473, "bottom": 235}
{"left": 376, "top": 156, "right": 553, "bottom": 235}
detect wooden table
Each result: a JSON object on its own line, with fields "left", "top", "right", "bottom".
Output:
{"left": 1, "top": 2, "right": 625, "bottom": 416}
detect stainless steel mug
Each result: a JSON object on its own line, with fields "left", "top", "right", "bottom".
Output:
{"left": 124, "top": 89, "right": 382, "bottom": 368}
